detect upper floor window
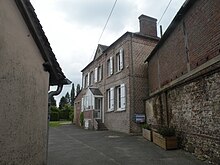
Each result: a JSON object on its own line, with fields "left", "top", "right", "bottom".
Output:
{"left": 116, "top": 48, "right": 124, "bottom": 72}
{"left": 94, "top": 65, "right": 103, "bottom": 83}
{"left": 89, "top": 71, "right": 94, "bottom": 85}
{"left": 98, "top": 65, "right": 103, "bottom": 81}
{"left": 107, "top": 57, "right": 113, "bottom": 76}
{"left": 84, "top": 74, "right": 88, "bottom": 88}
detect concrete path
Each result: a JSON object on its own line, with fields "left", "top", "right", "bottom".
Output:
{"left": 48, "top": 124, "right": 207, "bottom": 165}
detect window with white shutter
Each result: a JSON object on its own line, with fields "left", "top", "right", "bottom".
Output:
{"left": 116, "top": 53, "right": 120, "bottom": 72}
{"left": 94, "top": 68, "right": 98, "bottom": 83}
{"left": 89, "top": 71, "right": 94, "bottom": 85}
{"left": 116, "top": 48, "right": 124, "bottom": 72}
{"left": 116, "top": 84, "right": 126, "bottom": 111}
{"left": 110, "top": 87, "right": 114, "bottom": 111}
{"left": 120, "top": 84, "right": 125, "bottom": 109}
{"left": 110, "top": 57, "right": 113, "bottom": 75}
{"left": 119, "top": 48, "right": 124, "bottom": 70}
{"left": 87, "top": 72, "right": 90, "bottom": 87}
{"left": 84, "top": 74, "right": 88, "bottom": 88}
{"left": 107, "top": 57, "right": 113, "bottom": 76}
{"left": 98, "top": 65, "right": 102, "bottom": 81}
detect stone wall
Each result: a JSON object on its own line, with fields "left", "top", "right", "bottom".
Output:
{"left": 169, "top": 72, "right": 220, "bottom": 164}
{"left": 145, "top": 70, "right": 220, "bottom": 164}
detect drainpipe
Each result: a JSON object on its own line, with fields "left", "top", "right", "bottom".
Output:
{"left": 47, "top": 84, "right": 63, "bottom": 163}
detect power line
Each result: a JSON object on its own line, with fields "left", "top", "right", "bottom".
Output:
{"left": 97, "top": 0, "right": 118, "bottom": 44}
{"left": 158, "top": 0, "right": 173, "bottom": 25}
{"left": 90, "top": 0, "right": 118, "bottom": 61}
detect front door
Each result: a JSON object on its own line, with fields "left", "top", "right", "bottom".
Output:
{"left": 94, "top": 98, "right": 102, "bottom": 119}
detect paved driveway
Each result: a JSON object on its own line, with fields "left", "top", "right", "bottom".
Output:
{"left": 48, "top": 124, "right": 206, "bottom": 165}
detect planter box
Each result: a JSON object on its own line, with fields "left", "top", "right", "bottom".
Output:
{"left": 142, "top": 128, "right": 152, "bottom": 141}
{"left": 152, "top": 131, "right": 177, "bottom": 150}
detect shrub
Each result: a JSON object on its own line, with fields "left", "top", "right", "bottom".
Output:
{"left": 50, "top": 106, "right": 59, "bottom": 112}
{"left": 59, "top": 110, "right": 69, "bottom": 120}
{"left": 80, "top": 112, "right": 84, "bottom": 126}
{"left": 50, "top": 112, "right": 59, "bottom": 121}
{"left": 158, "top": 126, "right": 175, "bottom": 137}
{"left": 59, "top": 104, "right": 74, "bottom": 120}
{"left": 142, "top": 123, "right": 151, "bottom": 130}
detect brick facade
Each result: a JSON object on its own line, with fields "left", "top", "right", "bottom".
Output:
{"left": 145, "top": 0, "right": 220, "bottom": 163}
{"left": 146, "top": 0, "right": 220, "bottom": 93}
{"left": 77, "top": 15, "right": 159, "bottom": 133}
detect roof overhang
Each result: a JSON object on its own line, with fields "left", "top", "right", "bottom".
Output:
{"left": 15, "top": 0, "right": 71, "bottom": 86}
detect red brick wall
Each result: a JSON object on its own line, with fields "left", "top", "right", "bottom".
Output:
{"left": 148, "top": 0, "right": 220, "bottom": 93}
{"left": 186, "top": 0, "right": 220, "bottom": 69}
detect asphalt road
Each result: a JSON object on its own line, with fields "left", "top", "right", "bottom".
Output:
{"left": 48, "top": 124, "right": 207, "bottom": 165}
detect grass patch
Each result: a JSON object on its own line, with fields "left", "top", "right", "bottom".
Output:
{"left": 49, "top": 121, "right": 71, "bottom": 127}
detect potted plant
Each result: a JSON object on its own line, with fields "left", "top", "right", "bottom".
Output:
{"left": 142, "top": 123, "right": 152, "bottom": 141}
{"left": 152, "top": 126, "right": 177, "bottom": 150}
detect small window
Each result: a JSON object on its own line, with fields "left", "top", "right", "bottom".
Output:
{"left": 84, "top": 74, "right": 88, "bottom": 88}
{"left": 89, "top": 71, "right": 94, "bottom": 85}
{"left": 94, "top": 68, "right": 98, "bottom": 83}
{"left": 107, "top": 57, "right": 113, "bottom": 76}
{"left": 98, "top": 65, "right": 103, "bottom": 81}
{"left": 116, "top": 48, "right": 124, "bottom": 72}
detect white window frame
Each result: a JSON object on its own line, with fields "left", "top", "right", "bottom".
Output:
{"left": 119, "top": 48, "right": 124, "bottom": 70}
{"left": 107, "top": 57, "right": 113, "bottom": 76}
{"left": 84, "top": 74, "right": 88, "bottom": 88}
{"left": 116, "top": 48, "right": 124, "bottom": 72}
{"left": 94, "top": 68, "right": 98, "bottom": 83}
{"left": 98, "top": 65, "right": 102, "bottom": 81}
{"left": 87, "top": 72, "right": 90, "bottom": 87}
{"left": 89, "top": 71, "right": 94, "bottom": 85}
{"left": 116, "top": 84, "right": 125, "bottom": 111}
{"left": 107, "top": 88, "right": 114, "bottom": 111}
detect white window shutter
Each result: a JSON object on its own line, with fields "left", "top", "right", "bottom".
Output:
{"left": 94, "top": 68, "right": 98, "bottom": 82}
{"left": 100, "top": 65, "right": 103, "bottom": 80}
{"left": 120, "top": 48, "right": 124, "bottom": 70}
{"left": 82, "top": 75, "right": 85, "bottom": 88}
{"left": 120, "top": 84, "right": 125, "bottom": 109}
{"left": 87, "top": 73, "right": 90, "bottom": 86}
{"left": 110, "top": 57, "right": 113, "bottom": 75}
{"left": 110, "top": 87, "right": 114, "bottom": 110}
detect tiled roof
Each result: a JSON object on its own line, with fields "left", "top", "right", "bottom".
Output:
{"left": 15, "top": 0, "right": 71, "bottom": 86}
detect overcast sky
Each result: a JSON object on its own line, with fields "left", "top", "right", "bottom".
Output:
{"left": 30, "top": 0, "right": 186, "bottom": 104}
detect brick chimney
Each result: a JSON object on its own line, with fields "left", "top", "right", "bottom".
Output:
{"left": 138, "top": 15, "right": 157, "bottom": 37}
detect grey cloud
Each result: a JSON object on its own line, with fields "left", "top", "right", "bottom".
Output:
{"left": 54, "top": 0, "right": 137, "bottom": 31}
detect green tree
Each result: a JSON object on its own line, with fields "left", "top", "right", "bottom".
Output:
{"left": 65, "top": 92, "right": 71, "bottom": 104}
{"left": 51, "top": 96, "right": 56, "bottom": 107}
{"left": 59, "top": 96, "right": 67, "bottom": 109}
{"left": 60, "top": 104, "right": 74, "bottom": 121}
{"left": 70, "top": 83, "right": 75, "bottom": 106}
{"left": 50, "top": 106, "right": 59, "bottom": 121}
{"left": 76, "top": 84, "right": 81, "bottom": 95}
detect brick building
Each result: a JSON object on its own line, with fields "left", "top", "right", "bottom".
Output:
{"left": 144, "top": 0, "right": 220, "bottom": 163}
{"left": 75, "top": 15, "right": 159, "bottom": 133}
